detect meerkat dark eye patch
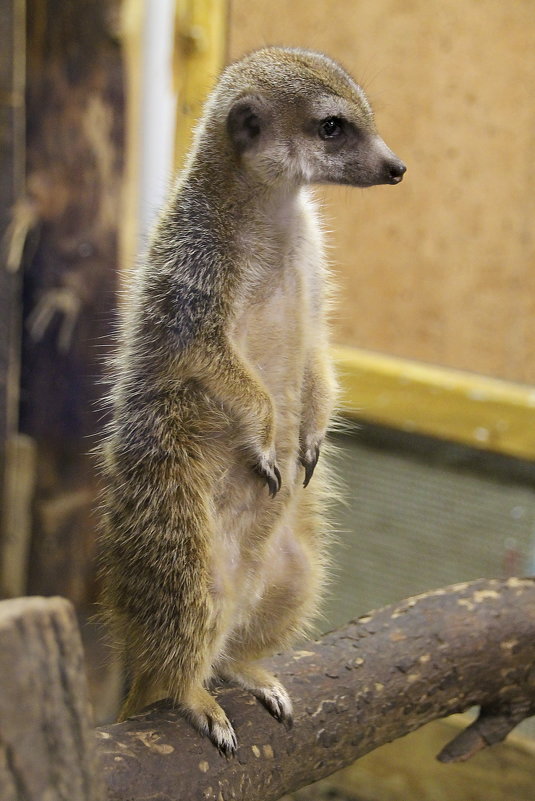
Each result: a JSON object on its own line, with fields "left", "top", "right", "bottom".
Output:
{"left": 227, "top": 95, "right": 270, "bottom": 153}
{"left": 319, "top": 116, "right": 345, "bottom": 140}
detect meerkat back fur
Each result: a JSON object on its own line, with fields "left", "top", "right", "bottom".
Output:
{"left": 99, "top": 47, "right": 405, "bottom": 754}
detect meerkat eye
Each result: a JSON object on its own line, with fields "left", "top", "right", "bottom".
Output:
{"left": 319, "top": 116, "right": 344, "bottom": 140}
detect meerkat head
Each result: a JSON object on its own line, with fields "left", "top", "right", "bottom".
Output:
{"left": 214, "top": 47, "right": 406, "bottom": 189}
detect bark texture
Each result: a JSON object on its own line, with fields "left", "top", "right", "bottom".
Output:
{"left": 0, "top": 596, "right": 103, "bottom": 801}
{"left": 96, "top": 577, "right": 535, "bottom": 801}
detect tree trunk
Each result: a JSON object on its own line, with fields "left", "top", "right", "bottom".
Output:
{"left": 96, "top": 577, "right": 535, "bottom": 801}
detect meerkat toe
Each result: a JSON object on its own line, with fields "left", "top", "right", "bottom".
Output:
{"left": 216, "top": 662, "right": 294, "bottom": 729}
{"left": 300, "top": 436, "right": 322, "bottom": 487}
{"left": 255, "top": 683, "right": 294, "bottom": 727}
{"left": 191, "top": 708, "right": 238, "bottom": 756}
{"left": 208, "top": 717, "right": 238, "bottom": 756}
{"left": 272, "top": 464, "right": 282, "bottom": 495}
{"left": 182, "top": 687, "right": 238, "bottom": 755}
{"left": 252, "top": 451, "right": 282, "bottom": 497}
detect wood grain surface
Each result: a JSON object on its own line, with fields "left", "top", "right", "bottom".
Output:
{"left": 228, "top": 0, "right": 535, "bottom": 384}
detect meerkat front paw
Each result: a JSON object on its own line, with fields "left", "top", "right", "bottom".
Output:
{"left": 252, "top": 449, "right": 282, "bottom": 497}
{"left": 299, "top": 433, "right": 323, "bottom": 487}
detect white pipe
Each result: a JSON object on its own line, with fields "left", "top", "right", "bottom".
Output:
{"left": 138, "top": 0, "right": 177, "bottom": 246}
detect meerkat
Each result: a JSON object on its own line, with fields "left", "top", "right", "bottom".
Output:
{"left": 98, "top": 47, "right": 405, "bottom": 754}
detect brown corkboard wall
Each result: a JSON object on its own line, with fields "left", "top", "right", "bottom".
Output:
{"left": 227, "top": 0, "right": 535, "bottom": 384}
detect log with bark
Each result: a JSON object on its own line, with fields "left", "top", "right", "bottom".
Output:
{"left": 97, "top": 577, "right": 535, "bottom": 801}
{"left": 1, "top": 578, "right": 534, "bottom": 801}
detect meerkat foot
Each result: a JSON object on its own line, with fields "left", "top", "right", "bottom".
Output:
{"left": 252, "top": 450, "right": 282, "bottom": 497}
{"left": 254, "top": 683, "right": 294, "bottom": 728}
{"left": 218, "top": 662, "right": 293, "bottom": 728}
{"left": 181, "top": 685, "right": 238, "bottom": 756}
{"left": 299, "top": 434, "right": 323, "bottom": 487}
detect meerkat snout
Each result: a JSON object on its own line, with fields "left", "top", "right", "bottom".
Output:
{"left": 369, "top": 135, "right": 406, "bottom": 185}
{"left": 387, "top": 161, "right": 406, "bottom": 184}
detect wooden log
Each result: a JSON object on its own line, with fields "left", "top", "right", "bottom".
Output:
{"left": 96, "top": 577, "right": 535, "bottom": 801}
{"left": 0, "top": 596, "right": 103, "bottom": 801}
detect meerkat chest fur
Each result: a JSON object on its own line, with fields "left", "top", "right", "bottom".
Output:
{"left": 231, "top": 188, "right": 325, "bottom": 443}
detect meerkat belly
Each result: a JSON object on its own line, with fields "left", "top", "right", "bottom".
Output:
{"left": 209, "top": 257, "right": 312, "bottom": 630}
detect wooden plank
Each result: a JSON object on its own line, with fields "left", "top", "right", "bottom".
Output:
{"left": 0, "top": 0, "right": 25, "bottom": 568}
{"left": 173, "top": 0, "right": 228, "bottom": 168}
{"left": 228, "top": 0, "right": 535, "bottom": 385}
{"left": 333, "top": 344, "right": 535, "bottom": 460}
{"left": 0, "top": 434, "right": 36, "bottom": 596}
{"left": 0, "top": 596, "right": 103, "bottom": 801}
{"left": 21, "top": 0, "right": 125, "bottom": 604}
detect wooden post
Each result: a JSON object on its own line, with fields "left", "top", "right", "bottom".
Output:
{"left": 20, "top": 0, "right": 125, "bottom": 605}
{"left": 0, "top": 0, "right": 26, "bottom": 577}
{"left": 173, "top": 0, "right": 228, "bottom": 168}
{"left": 0, "top": 596, "right": 103, "bottom": 801}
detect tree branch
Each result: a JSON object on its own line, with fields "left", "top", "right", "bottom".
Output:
{"left": 96, "top": 577, "right": 535, "bottom": 801}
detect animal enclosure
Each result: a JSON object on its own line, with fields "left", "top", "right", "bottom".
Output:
{"left": 0, "top": 1, "right": 534, "bottom": 799}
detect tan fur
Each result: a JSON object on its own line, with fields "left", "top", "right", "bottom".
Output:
{"left": 98, "top": 47, "right": 405, "bottom": 753}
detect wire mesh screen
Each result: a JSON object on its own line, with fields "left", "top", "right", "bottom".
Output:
{"left": 324, "top": 425, "right": 535, "bottom": 740}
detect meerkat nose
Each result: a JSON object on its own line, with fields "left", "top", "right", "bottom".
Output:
{"left": 386, "top": 159, "right": 407, "bottom": 184}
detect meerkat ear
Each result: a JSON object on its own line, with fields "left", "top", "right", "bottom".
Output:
{"left": 227, "top": 94, "right": 270, "bottom": 153}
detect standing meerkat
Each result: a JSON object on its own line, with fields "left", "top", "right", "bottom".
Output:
{"left": 99, "top": 47, "right": 405, "bottom": 754}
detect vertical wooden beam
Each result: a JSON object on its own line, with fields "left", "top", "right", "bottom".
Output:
{"left": 0, "top": 596, "right": 103, "bottom": 800}
{"left": 0, "top": 0, "right": 26, "bottom": 581}
{"left": 20, "top": 0, "right": 125, "bottom": 605}
{"left": 173, "top": 0, "right": 228, "bottom": 169}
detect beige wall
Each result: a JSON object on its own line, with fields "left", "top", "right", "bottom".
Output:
{"left": 228, "top": 0, "right": 535, "bottom": 384}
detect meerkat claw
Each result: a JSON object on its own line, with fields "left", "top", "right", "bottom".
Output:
{"left": 255, "top": 684, "right": 294, "bottom": 727}
{"left": 253, "top": 454, "right": 282, "bottom": 497}
{"left": 272, "top": 464, "right": 282, "bottom": 496}
{"left": 207, "top": 717, "right": 238, "bottom": 757}
{"left": 284, "top": 713, "right": 294, "bottom": 730}
{"left": 301, "top": 443, "right": 321, "bottom": 488}
{"left": 267, "top": 470, "right": 282, "bottom": 497}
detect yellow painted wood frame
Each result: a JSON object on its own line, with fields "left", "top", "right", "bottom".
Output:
{"left": 118, "top": 0, "right": 228, "bottom": 271}
{"left": 173, "top": 0, "right": 228, "bottom": 169}
{"left": 333, "top": 345, "right": 535, "bottom": 461}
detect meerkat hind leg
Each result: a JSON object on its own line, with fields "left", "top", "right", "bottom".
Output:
{"left": 218, "top": 661, "right": 294, "bottom": 728}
